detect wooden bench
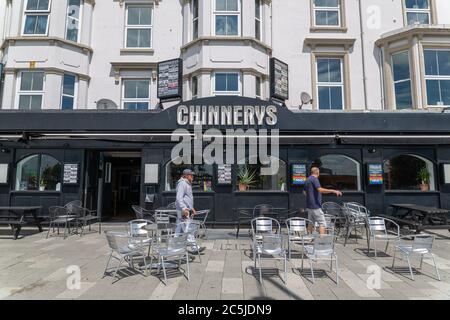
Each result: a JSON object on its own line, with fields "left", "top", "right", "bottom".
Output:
{"left": 0, "top": 214, "right": 26, "bottom": 240}
{"left": 0, "top": 206, "right": 43, "bottom": 240}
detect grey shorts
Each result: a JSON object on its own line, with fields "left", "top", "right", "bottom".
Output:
{"left": 307, "top": 208, "right": 326, "bottom": 226}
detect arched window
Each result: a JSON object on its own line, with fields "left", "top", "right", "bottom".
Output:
{"left": 15, "top": 154, "right": 62, "bottom": 191}
{"left": 384, "top": 154, "right": 435, "bottom": 191}
{"left": 312, "top": 154, "right": 361, "bottom": 191}
{"left": 237, "top": 156, "right": 287, "bottom": 191}
{"left": 165, "top": 158, "right": 214, "bottom": 191}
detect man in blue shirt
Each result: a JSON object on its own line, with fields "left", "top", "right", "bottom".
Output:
{"left": 305, "top": 167, "right": 342, "bottom": 234}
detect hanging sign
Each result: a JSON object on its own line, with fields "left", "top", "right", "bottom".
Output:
{"left": 63, "top": 163, "right": 79, "bottom": 184}
{"left": 270, "top": 58, "right": 289, "bottom": 101}
{"left": 157, "top": 58, "right": 183, "bottom": 100}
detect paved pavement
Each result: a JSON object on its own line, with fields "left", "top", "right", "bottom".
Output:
{"left": 1, "top": 224, "right": 450, "bottom": 300}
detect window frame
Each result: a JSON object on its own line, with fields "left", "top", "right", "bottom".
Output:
{"left": 16, "top": 70, "right": 45, "bottom": 110}
{"left": 312, "top": 154, "right": 362, "bottom": 191}
{"left": 423, "top": 48, "right": 450, "bottom": 107}
{"left": 403, "top": 0, "right": 432, "bottom": 26}
{"left": 121, "top": 78, "right": 151, "bottom": 110}
{"left": 213, "top": 0, "right": 241, "bottom": 37}
{"left": 212, "top": 71, "right": 241, "bottom": 95}
{"left": 22, "top": 0, "right": 52, "bottom": 36}
{"left": 124, "top": 4, "right": 154, "bottom": 49}
{"left": 315, "top": 57, "right": 345, "bottom": 110}
{"left": 191, "top": 75, "right": 199, "bottom": 99}
{"left": 192, "top": 0, "right": 199, "bottom": 40}
{"left": 60, "top": 73, "right": 78, "bottom": 110}
{"left": 391, "top": 50, "right": 414, "bottom": 110}
{"left": 65, "top": 0, "right": 83, "bottom": 43}
{"left": 15, "top": 153, "right": 62, "bottom": 192}
{"left": 165, "top": 157, "right": 215, "bottom": 192}
{"left": 255, "top": 75, "right": 262, "bottom": 99}
{"left": 312, "top": 0, "right": 341, "bottom": 28}
{"left": 255, "top": 0, "right": 262, "bottom": 40}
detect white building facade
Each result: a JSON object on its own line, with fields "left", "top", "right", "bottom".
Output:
{"left": 0, "top": 0, "right": 450, "bottom": 111}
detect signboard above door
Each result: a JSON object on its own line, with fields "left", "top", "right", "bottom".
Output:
{"left": 157, "top": 58, "right": 183, "bottom": 100}
{"left": 270, "top": 58, "right": 289, "bottom": 101}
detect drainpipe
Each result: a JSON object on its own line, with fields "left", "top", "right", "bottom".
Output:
{"left": 358, "top": 0, "right": 369, "bottom": 111}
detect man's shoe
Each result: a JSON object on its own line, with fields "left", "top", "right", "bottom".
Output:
{"left": 197, "top": 246, "right": 206, "bottom": 253}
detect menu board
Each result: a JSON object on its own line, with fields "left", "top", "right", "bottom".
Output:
{"left": 63, "top": 163, "right": 79, "bottom": 184}
{"left": 157, "top": 58, "right": 182, "bottom": 100}
{"left": 270, "top": 58, "right": 289, "bottom": 101}
{"left": 292, "top": 164, "right": 307, "bottom": 186}
{"left": 217, "top": 164, "right": 232, "bottom": 185}
{"left": 368, "top": 164, "right": 383, "bottom": 185}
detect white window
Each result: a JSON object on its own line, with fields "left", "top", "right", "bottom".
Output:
{"left": 22, "top": 0, "right": 51, "bottom": 35}
{"left": 255, "top": 76, "right": 261, "bottom": 99}
{"left": 213, "top": 72, "right": 240, "bottom": 95}
{"left": 61, "top": 74, "right": 77, "bottom": 110}
{"left": 122, "top": 79, "right": 151, "bottom": 110}
{"left": 255, "top": 0, "right": 261, "bottom": 40}
{"left": 125, "top": 5, "right": 153, "bottom": 48}
{"left": 424, "top": 49, "right": 450, "bottom": 106}
{"left": 192, "top": 0, "right": 199, "bottom": 40}
{"left": 316, "top": 58, "right": 344, "bottom": 110}
{"left": 65, "top": 0, "right": 82, "bottom": 42}
{"left": 404, "top": 0, "right": 431, "bottom": 25}
{"left": 17, "top": 71, "right": 45, "bottom": 110}
{"left": 392, "top": 51, "right": 413, "bottom": 109}
{"left": 313, "top": 0, "right": 340, "bottom": 27}
{"left": 192, "top": 76, "right": 198, "bottom": 99}
{"left": 214, "top": 0, "right": 240, "bottom": 36}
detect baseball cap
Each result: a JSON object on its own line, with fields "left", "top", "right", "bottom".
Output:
{"left": 183, "top": 169, "right": 196, "bottom": 176}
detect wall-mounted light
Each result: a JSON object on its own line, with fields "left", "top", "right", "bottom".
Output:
{"left": 152, "top": 70, "right": 157, "bottom": 82}
{"left": 368, "top": 148, "right": 377, "bottom": 154}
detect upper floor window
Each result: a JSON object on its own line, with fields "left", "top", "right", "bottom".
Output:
{"left": 192, "top": 76, "right": 198, "bottom": 99}
{"left": 312, "top": 154, "right": 361, "bottom": 191}
{"left": 255, "top": 0, "right": 261, "bottom": 40}
{"left": 313, "top": 0, "right": 340, "bottom": 27}
{"left": 17, "top": 71, "right": 45, "bottom": 110}
{"left": 316, "top": 58, "right": 344, "bottom": 110}
{"left": 192, "top": 0, "right": 199, "bottom": 40}
{"left": 23, "top": 0, "right": 51, "bottom": 35}
{"left": 15, "top": 154, "right": 62, "bottom": 191}
{"left": 61, "top": 74, "right": 76, "bottom": 110}
{"left": 392, "top": 51, "right": 413, "bottom": 109}
{"left": 214, "top": 0, "right": 240, "bottom": 36}
{"left": 404, "top": 0, "right": 431, "bottom": 25}
{"left": 255, "top": 76, "right": 262, "bottom": 99}
{"left": 123, "top": 79, "right": 150, "bottom": 110}
{"left": 126, "top": 5, "right": 153, "bottom": 48}
{"left": 65, "top": 0, "right": 82, "bottom": 42}
{"left": 214, "top": 72, "right": 240, "bottom": 95}
{"left": 424, "top": 49, "right": 450, "bottom": 106}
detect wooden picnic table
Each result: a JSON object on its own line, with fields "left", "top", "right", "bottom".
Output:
{"left": 0, "top": 206, "right": 43, "bottom": 239}
{"left": 383, "top": 203, "right": 450, "bottom": 234}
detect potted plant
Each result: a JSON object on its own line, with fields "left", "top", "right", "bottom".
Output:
{"left": 278, "top": 177, "right": 286, "bottom": 191}
{"left": 237, "top": 167, "right": 256, "bottom": 191}
{"left": 418, "top": 167, "right": 431, "bottom": 191}
{"left": 39, "top": 177, "right": 46, "bottom": 191}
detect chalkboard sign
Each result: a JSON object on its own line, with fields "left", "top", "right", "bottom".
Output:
{"left": 291, "top": 164, "right": 307, "bottom": 186}
{"left": 368, "top": 164, "right": 383, "bottom": 185}
{"left": 157, "top": 58, "right": 183, "bottom": 100}
{"left": 217, "top": 164, "right": 232, "bottom": 185}
{"left": 63, "top": 163, "right": 79, "bottom": 184}
{"left": 270, "top": 58, "right": 289, "bottom": 101}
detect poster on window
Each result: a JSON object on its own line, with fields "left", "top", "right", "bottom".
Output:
{"left": 157, "top": 58, "right": 183, "bottom": 100}
{"left": 368, "top": 164, "right": 383, "bottom": 185}
{"left": 0, "top": 164, "right": 8, "bottom": 184}
{"left": 291, "top": 164, "right": 307, "bottom": 186}
{"left": 217, "top": 164, "right": 232, "bottom": 185}
{"left": 270, "top": 58, "right": 289, "bottom": 101}
{"left": 63, "top": 163, "right": 79, "bottom": 184}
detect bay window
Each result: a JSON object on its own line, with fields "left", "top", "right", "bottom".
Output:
{"left": 126, "top": 5, "right": 153, "bottom": 48}
{"left": 214, "top": 72, "right": 240, "bottom": 95}
{"left": 316, "top": 58, "right": 344, "bottom": 110}
{"left": 23, "top": 0, "right": 51, "bottom": 35}
{"left": 424, "top": 49, "right": 450, "bottom": 106}
{"left": 17, "top": 71, "right": 45, "bottom": 110}
{"left": 214, "top": 0, "right": 240, "bottom": 36}
{"left": 392, "top": 51, "right": 413, "bottom": 109}
{"left": 65, "top": 0, "right": 82, "bottom": 42}
{"left": 122, "top": 79, "right": 151, "bottom": 110}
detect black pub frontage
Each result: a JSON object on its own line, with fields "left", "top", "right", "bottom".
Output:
{"left": 1, "top": 96, "right": 450, "bottom": 225}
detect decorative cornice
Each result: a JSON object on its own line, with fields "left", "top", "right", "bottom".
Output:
{"left": 3, "top": 67, "right": 90, "bottom": 81}
{"left": 375, "top": 25, "right": 450, "bottom": 47}
{"left": 304, "top": 38, "right": 356, "bottom": 50}
{"left": 1, "top": 37, "right": 93, "bottom": 54}
{"left": 182, "top": 67, "right": 268, "bottom": 79}
{"left": 181, "top": 36, "right": 272, "bottom": 54}
{"left": 114, "top": 0, "right": 160, "bottom": 7}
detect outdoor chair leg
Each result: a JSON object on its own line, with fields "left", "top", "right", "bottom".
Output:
{"left": 310, "top": 260, "right": 315, "bottom": 283}
{"left": 258, "top": 254, "right": 262, "bottom": 283}
{"left": 103, "top": 251, "right": 113, "bottom": 278}
{"left": 186, "top": 252, "right": 190, "bottom": 282}
{"left": 63, "top": 221, "right": 68, "bottom": 239}
{"left": 284, "top": 255, "right": 287, "bottom": 285}
{"left": 406, "top": 255, "right": 414, "bottom": 280}
{"left": 335, "top": 255, "right": 339, "bottom": 285}
{"left": 392, "top": 249, "right": 397, "bottom": 268}
{"left": 288, "top": 240, "right": 291, "bottom": 260}
{"left": 46, "top": 221, "right": 52, "bottom": 239}
{"left": 385, "top": 241, "right": 389, "bottom": 254}
{"left": 161, "top": 256, "right": 167, "bottom": 285}
{"left": 431, "top": 254, "right": 441, "bottom": 281}
{"left": 112, "top": 257, "right": 124, "bottom": 284}
{"left": 330, "top": 258, "right": 333, "bottom": 272}
{"left": 419, "top": 256, "right": 424, "bottom": 269}
{"left": 142, "top": 252, "right": 148, "bottom": 276}
{"left": 374, "top": 239, "right": 378, "bottom": 258}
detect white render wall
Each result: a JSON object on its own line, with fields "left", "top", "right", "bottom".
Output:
{"left": 0, "top": 0, "right": 450, "bottom": 110}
